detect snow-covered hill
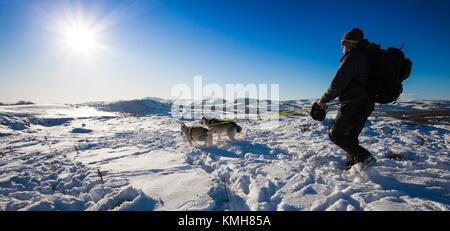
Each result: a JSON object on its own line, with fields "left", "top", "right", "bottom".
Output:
{"left": 0, "top": 98, "right": 449, "bottom": 210}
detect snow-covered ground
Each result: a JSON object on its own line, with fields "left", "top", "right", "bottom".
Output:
{"left": 0, "top": 98, "right": 449, "bottom": 211}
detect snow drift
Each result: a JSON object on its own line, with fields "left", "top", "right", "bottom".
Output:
{"left": 89, "top": 98, "right": 171, "bottom": 116}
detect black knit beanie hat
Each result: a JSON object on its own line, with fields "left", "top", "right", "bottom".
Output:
{"left": 342, "top": 28, "right": 364, "bottom": 43}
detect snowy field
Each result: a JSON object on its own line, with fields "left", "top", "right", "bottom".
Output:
{"left": 0, "top": 98, "right": 449, "bottom": 211}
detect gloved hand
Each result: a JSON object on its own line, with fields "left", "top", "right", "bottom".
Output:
{"left": 310, "top": 102, "right": 327, "bottom": 121}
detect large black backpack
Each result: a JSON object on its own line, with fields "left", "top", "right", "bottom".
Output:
{"left": 362, "top": 41, "right": 412, "bottom": 104}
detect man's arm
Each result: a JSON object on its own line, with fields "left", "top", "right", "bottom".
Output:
{"left": 318, "top": 54, "right": 355, "bottom": 106}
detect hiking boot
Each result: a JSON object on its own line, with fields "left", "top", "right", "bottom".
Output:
{"left": 343, "top": 161, "right": 355, "bottom": 171}
{"left": 362, "top": 155, "right": 377, "bottom": 168}
{"left": 343, "top": 152, "right": 356, "bottom": 171}
{"left": 344, "top": 155, "right": 376, "bottom": 171}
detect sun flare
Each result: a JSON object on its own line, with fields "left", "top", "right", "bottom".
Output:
{"left": 49, "top": 1, "right": 127, "bottom": 60}
{"left": 51, "top": 5, "right": 108, "bottom": 59}
{"left": 62, "top": 24, "right": 98, "bottom": 56}
{"left": 65, "top": 26, "right": 96, "bottom": 53}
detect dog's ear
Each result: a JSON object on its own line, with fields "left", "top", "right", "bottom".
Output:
{"left": 181, "top": 123, "right": 186, "bottom": 127}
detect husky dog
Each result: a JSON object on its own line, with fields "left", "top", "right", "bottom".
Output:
{"left": 199, "top": 117, "right": 242, "bottom": 141}
{"left": 180, "top": 123, "right": 213, "bottom": 146}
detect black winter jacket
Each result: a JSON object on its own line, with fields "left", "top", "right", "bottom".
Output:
{"left": 320, "top": 42, "right": 371, "bottom": 104}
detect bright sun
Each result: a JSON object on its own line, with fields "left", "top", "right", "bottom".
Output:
{"left": 63, "top": 25, "right": 97, "bottom": 56}
{"left": 50, "top": 2, "right": 118, "bottom": 60}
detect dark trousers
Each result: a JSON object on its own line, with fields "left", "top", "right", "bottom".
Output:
{"left": 328, "top": 100, "right": 375, "bottom": 164}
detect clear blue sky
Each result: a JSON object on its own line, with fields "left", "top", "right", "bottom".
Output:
{"left": 0, "top": 0, "right": 449, "bottom": 103}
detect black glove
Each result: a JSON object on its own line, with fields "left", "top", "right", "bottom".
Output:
{"left": 310, "top": 102, "right": 327, "bottom": 121}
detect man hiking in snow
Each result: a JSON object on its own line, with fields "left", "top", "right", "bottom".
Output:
{"left": 314, "top": 28, "right": 376, "bottom": 170}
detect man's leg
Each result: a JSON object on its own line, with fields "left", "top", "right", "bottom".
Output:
{"left": 328, "top": 100, "right": 374, "bottom": 168}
